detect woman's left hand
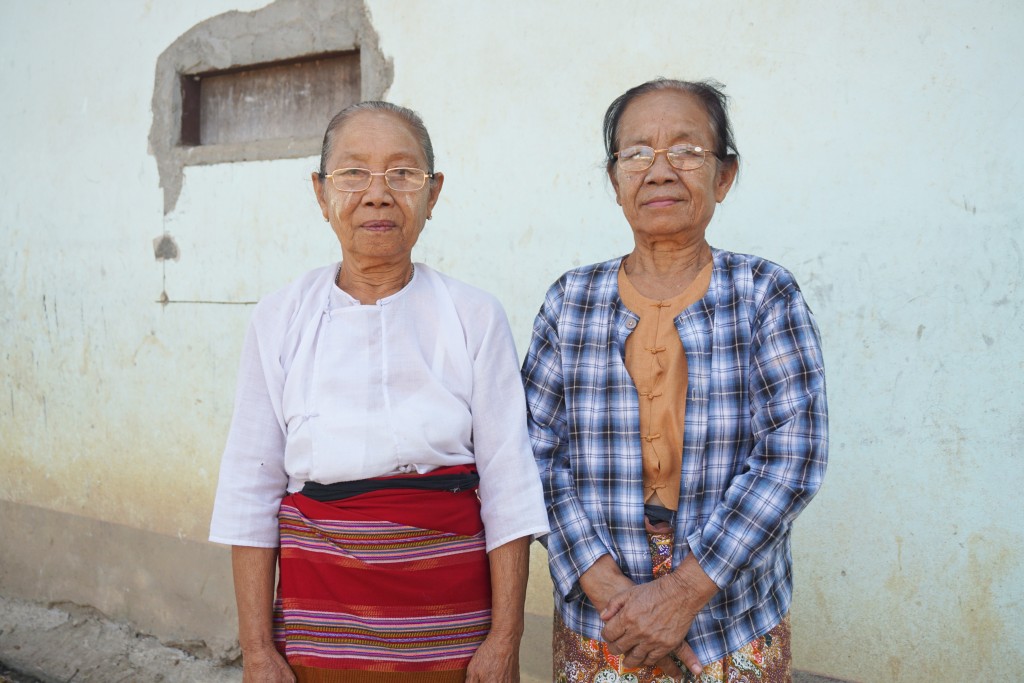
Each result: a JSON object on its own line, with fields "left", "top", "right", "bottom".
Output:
{"left": 599, "top": 554, "right": 719, "bottom": 673}
{"left": 466, "top": 631, "right": 520, "bottom": 683}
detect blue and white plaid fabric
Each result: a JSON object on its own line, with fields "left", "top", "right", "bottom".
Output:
{"left": 522, "top": 247, "right": 828, "bottom": 663}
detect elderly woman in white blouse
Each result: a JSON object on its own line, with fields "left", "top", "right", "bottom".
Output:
{"left": 209, "top": 101, "right": 548, "bottom": 683}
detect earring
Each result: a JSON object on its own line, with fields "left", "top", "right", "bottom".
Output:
{"left": 324, "top": 216, "right": 329, "bottom": 222}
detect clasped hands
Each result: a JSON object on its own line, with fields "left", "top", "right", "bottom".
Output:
{"left": 599, "top": 571, "right": 703, "bottom": 679}
{"left": 593, "top": 550, "right": 719, "bottom": 680}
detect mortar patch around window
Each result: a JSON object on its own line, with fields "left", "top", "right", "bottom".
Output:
{"left": 149, "top": 0, "right": 392, "bottom": 215}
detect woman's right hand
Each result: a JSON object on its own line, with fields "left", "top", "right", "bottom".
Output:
{"left": 232, "top": 547, "right": 295, "bottom": 682}
{"left": 578, "top": 554, "right": 635, "bottom": 612}
{"left": 241, "top": 644, "right": 296, "bottom": 683}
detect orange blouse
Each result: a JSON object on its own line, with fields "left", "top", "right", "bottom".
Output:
{"left": 618, "top": 261, "right": 712, "bottom": 509}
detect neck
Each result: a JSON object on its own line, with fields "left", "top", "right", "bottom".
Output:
{"left": 623, "top": 239, "right": 711, "bottom": 300}
{"left": 627, "top": 237, "right": 711, "bottom": 276}
{"left": 336, "top": 258, "right": 415, "bottom": 304}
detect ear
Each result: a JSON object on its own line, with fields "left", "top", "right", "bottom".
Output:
{"left": 608, "top": 166, "right": 623, "bottom": 206}
{"left": 312, "top": 171, "right": 330, "bottom": 221}
{"left": 426, "top": 171, "right": 445, "bottom": 213}
{"left": 714, "top": 157, "right": 738, "bottom": 203}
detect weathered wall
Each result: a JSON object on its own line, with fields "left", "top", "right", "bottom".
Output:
{"left": 1, "top": 1, "right": 1022, "bottom": 681}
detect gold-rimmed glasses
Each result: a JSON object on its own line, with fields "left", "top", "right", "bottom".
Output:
{"left": 614, "top": 144, "right": 719, "bottom": 172}
{"left": 324, "top": 167, "right": 433, "bottom": 192}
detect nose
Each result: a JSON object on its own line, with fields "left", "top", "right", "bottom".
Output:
{"left": 361, "top": 173, "right": 394, "bottom": 205}
{"left": 645, "top": 150, "right": 677, "bottom": 183}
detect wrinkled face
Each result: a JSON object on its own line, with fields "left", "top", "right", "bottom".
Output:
{"left": 313, "top": 111, "right": 443, "bottom": 264}
{"left": 609, "top": 89, "right": 736, "bottom": 244}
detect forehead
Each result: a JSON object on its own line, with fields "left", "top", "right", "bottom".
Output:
{"left": 617, "top": 89, "right": 715, "bottom": 146}
{"left": 328, "top": 111, "right": 425, "bottom": 164}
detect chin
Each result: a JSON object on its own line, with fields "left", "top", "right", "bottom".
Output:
{"left": 636, "top": 223, "right": 702, "bottom": 238}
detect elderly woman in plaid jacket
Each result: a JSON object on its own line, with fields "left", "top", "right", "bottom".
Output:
{"left": 523, "top": 79, "right": 828, "bottom": 683}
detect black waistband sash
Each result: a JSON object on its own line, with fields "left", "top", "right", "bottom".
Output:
{"left": 300, "top": 468, "right": 480, "bottom": 503}
{"left": 644, "top": 503, "right": 676, "bottom": 525}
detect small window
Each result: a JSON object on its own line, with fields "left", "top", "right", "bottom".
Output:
{"left": 180, "top": 52, "right": 360, "bottom": 147}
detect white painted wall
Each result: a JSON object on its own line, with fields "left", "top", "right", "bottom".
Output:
{"left": 1, "top": 1, "right": 1022, "bottom": 681}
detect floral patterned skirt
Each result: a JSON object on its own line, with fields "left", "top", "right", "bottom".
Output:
{"left": 553, "top": 532, "right": 792, "bottom": 683}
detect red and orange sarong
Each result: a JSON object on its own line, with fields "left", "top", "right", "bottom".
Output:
{"left": 273, "top": 466, "right": 491, "bottom": 683}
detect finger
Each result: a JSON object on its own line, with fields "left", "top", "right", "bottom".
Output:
{"left": 600, "top": 615, "right": 626, "bottom": 644}
{"left": 601, "top": 600, "right": 642, "bottom": 644}
{"left": 600, "top": 590, "right": 629, "bottom": 621}
{"left": 655, "top": 654, "right": 684, "bottom": 679}
{"left": 464, "top": 655, "right": 482, "bottom": 683}
{"left": 606, "top": 633, "right": 642, "bottom": 657}
{"left": 675, "top": 639, "right": 703, "bottom": 676}
{"left": 601, "top": 624, "right": 641, "bottom": 655}
{"left": 622, "top": 645, "right": 651, "bottom": 668}
{"left": 603, "top": 635, "right": 627, "bottom": 655}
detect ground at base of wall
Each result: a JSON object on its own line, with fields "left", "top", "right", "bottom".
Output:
{"left": 0, "top": 596, "right": 241, "bottom": 683}
{"left": 0, "top": 596, "right": 851, "bottom": 683}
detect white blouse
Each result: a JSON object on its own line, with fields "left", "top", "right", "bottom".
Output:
{"left": 209, "top": 263, "right": 549, "bottom": 551}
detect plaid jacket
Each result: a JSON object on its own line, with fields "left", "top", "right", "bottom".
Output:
{"left": 522, "top": 248, "right": 828, "bottom": 663}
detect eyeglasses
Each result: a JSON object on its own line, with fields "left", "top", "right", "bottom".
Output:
{"left": 614, "top": 144, "right": 719, "bottom": 172}
{"left": 324, "top": 167, "right": 433, "bottom": 192}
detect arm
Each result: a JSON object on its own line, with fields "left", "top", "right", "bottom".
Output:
{"left": 212, "top": 312, "right": 293, "bottom": 681}
{"left": 578, "top": 555, "right": 635, "bottom": 612}
{"left": 231, "top": 546, "right": 295, "bottom": 683}
{"left": 465, "top": 295, "right": 549, "bottom": 551}
{"left": 210, "top": 320, "right": 290, "bottom": 547}
{"left": 689, "top": 290, "right": 828, "bottom": 589}
{"left": 461, "top": 295, "right": 546, "bottom": 681}
{"left": 466, "top": 536, "right": 531, "bottom": 683}
{"left": 521, "top": 291, "right": 615, "bottom": 602}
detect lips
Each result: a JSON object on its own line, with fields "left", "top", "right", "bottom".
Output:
{"left": 643, "top": 196, "right": 683, "bottom": 208}
{"left": 361, "top": 220, "right": 397, "bottom": 230}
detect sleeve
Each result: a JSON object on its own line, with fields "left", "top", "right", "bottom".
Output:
{"left": 521, "top": 284, "right": 614, "bottom": 601}
{"left": 689, "top": 288, "right": 829, "bottom": 589}
{"left": 469, "top": 296, "right": 550, "bottom": 552}
{"left": 208, "top": 316, "right": 289, "bottom": 547}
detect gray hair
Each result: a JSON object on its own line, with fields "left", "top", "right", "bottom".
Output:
{"left": 603, "top": 78, "right": 740, "bottom": 175}
{"left": 317, "top": 101, "right": 436, "bottom": 178}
